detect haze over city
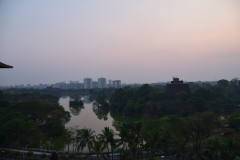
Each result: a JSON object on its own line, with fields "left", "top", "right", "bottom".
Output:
{"left": 1, "top": 0, "right": 240, "bottom": 86}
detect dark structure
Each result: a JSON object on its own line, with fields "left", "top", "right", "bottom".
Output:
{"left": 165, "top": 77, "right": 190, "bottom": 98}
{"left": 0, "top": 62, "right": 13, "bottom": 68}
{"left": 51, "top": 151, "right": 59, "bottom": 160}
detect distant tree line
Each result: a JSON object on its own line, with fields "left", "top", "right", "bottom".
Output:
{"left": 93, "top": 78, "right": 240, "bottom": 118}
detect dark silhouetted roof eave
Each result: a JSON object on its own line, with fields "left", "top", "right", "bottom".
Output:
{"left": 0, "top": 62, "right": 13, "bottom": 68}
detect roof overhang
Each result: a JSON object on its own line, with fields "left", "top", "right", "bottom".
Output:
{"left": 0, "top": 62, "right": 13, "bottom": 68}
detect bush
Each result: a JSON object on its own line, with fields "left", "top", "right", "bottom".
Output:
{"left": 27, "top": 151, "right": 34, "bottom": 157}
{"left": 60, "top": 154, "right": 68, "bottom": 160}
{"left": 40, "top": 153, "right": 47, "bottom": 160}
{"left": 14, "top": 151, "right": 20, "bottom": 157}
{"left": 3, "top": 149, "right": 10, "bottom": 155}
{"left": 68, "top": 153, "right": 75, "bottom": 158}
{"left": 33, "top": 154, "right": 37, "bottom": 160}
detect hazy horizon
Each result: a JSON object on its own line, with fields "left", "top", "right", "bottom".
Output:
{"left": 1, "top": 0, "right": 240, "bottom": 86}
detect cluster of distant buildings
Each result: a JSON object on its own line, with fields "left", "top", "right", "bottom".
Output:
{"left": 0, "top": 84, "right": 50, "bottom": 90}
{"left": 0, "top": 76, "right": 219, "bottom": 90}
{"left": 53, "top": 78, "right": 121, "bottom": 89}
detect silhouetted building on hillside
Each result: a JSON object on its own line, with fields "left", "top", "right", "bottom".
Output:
{"left": 165, "top": 77, "right": 190, "bottom": 98}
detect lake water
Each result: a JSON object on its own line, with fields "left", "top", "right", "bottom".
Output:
{"left": 59, "top": 96, "right": 116, "bottom": 134}
{"left": 59, "top": 96, "right": 141, "bottom": 152}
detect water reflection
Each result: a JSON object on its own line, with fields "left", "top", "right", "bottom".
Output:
{"left": 69, "top": 104, "right": 84, "bottom": 116}
{"left": 92, "top": 106, "right": 109, "bottom": 121}
{"left": 83, "top": 95, "right": 93, "bottom": 104}
{"left": 59, "top": 96, "right": 141, "bottom": 152}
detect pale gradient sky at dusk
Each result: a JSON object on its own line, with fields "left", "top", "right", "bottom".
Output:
{"left": 1, "top": 0, "right": 240, "bottom": 86}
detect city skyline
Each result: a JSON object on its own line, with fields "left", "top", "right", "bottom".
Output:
{"left": 1, "top": 1, "right": 240, "bottom": 86}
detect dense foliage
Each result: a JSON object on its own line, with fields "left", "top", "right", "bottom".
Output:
{"left": 63, "top": 112, "right": 240, "bottom": 160}
{"left": 1, "top": 78, "right": 240, "bottom": 159}
{"left": 108, "top": 79, "right": 240, "bottom": 117}
{"left": 0, "top": 92, "right": 71, "bottom": 149}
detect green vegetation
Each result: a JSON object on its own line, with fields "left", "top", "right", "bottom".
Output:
{"left": 60, "top": 114, "right": 240, "bottom": 159}
{"left": 40, "top": 153, "right": 47, "bottom": 160}
{"left": 69, "top": 94, "right": 83, "bottom": 106}
{"left": 1, "top": 78, "right": 240, "bottom": 159}
{"left": 108, "top": 78, "right": 240, "bottom": 117}
{"left": 0, "top": 92, "right": 71, "bottom": 151}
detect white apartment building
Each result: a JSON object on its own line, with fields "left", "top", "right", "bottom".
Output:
{"left": 98, "top": 77, "right": 106, "bottom": 89}
{"left": 113, "top": 80, "right": 121, "bottom": 88}
{"left": 84, "top": 78, "right": 92, "bottom": 89}
{"left": 92, "top": 81, "right": 98, "bottom": 88}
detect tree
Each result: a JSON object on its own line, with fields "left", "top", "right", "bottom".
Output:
{"left": 70, "top": 94, "right": 81, "bottom": 102}
{"left": 123, "top": 100, "right": 135, "bottom": 114}
{"left": 143, "top": 130, "right": 161, "bottom": 159}
{"left": 95, "top": 94, "right": 108, "bottom": 107}
{"left": 189, "top": 140, "right": 205, "bottom": 160}
{"left": 10, "top": 100, "right": 71, "bottom": 137}
{"left": 222, "top": 138, "right": 240, "bottom": 159}
{"left": 98, "top": 126, "right": 114, "bottom": 160}
{"left": 230, "top": 78, "right": 239, "bottom": 86}
{"left": 0, "top": 111, "right": 42, "bottom": 149}
{"left": 226, "top": 109, "right": 240, "bottom": 132}
{"left": 117, "top": 127, "right": 130, "bottom": 153}
{"left": 205, "top": 137, "right": 224, "bottom": 160}
{"left": 217, "top": 79, "right": 229, "bottom": 87}
{"left": 91, "top": 138, "right": 106, "bottom": 160}
{"left": 109, "top": 88, "right": 128, "bottom": 111}
{"left": 172, "top": 136, "right": 186, "bottom": 160}
{"left": 76, "top": 127, "right": 95, "bottom": 159}
{"left": 0, "top": 100, "right": 10, "bottom": 108}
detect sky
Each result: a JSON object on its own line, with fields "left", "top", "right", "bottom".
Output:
{"left": 1, "top": 0, "right": 240, "bottom": 86}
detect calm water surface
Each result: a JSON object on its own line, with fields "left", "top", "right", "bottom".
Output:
{"left": 59, "top": 96, "right": 116, "bottom": 134}
{"left": 59, "top": 96, "right": 141, "bottom": 152}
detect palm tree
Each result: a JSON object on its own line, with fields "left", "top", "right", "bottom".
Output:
{"left": 98, "top": 126, "right": 114, "bottom": 160}
{"left": 128, "top": 137, "right": 138, "bottom": 160}
{"left": 76, "top": 127, "right": 95, "bottom": 159}
{"left": 117, "top": 127, "right": 129, "bottom": 152}
{"left": 205, "top": 137, "right": 224, "bottom": 160}
{"left": 172, "top": 136, "right": 186, "bottom": 160}
{"left": 159, "top": 127, "right": 172, "bottom": 159}
{"left": 143, "top": 130, "right": 161, "bottom": 159}
{"left": 109, "top": 132, "right": 118, "bottom": 160}
{"left": 91, "top": 137, "right": 106, "bottom": 160}
{"left": 132, "top": 122, "right": 143, "bottom": 158}
{"left": 223, "top": 138, "right": 240, "bottom": 160}
{"left": 190, "top": 139, "right": 206, "bottom": 160}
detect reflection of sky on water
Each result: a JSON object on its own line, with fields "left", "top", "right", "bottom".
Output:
{"left": 61, "top": 96, "right": 68, "bottom": 99}
{"left": 59, "top": 96, "right": 140, "bottom": 152}
{"left": 59, "top": 97, "right": 115, "bottom": 135}
{"left": 83, "top": 96, "right": 92, "bottom": 104}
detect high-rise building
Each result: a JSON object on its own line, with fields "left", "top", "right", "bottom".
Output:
{"left": 92, "top": 81, "right": 98, "bottom": 88}
{"left": 98, "top": 77, "right": 106, "bottom": 89}
{"left": 108, "top": 79, "right": 112, "bottom": 85}
{"left": 84, "top": 78, "right": 92, "bottom": 89}
{"left": 108, "top": 79, "right": 112, "bottom": 88}
{"left": 113, "top": 80, "right": 121, "bottom": 88}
